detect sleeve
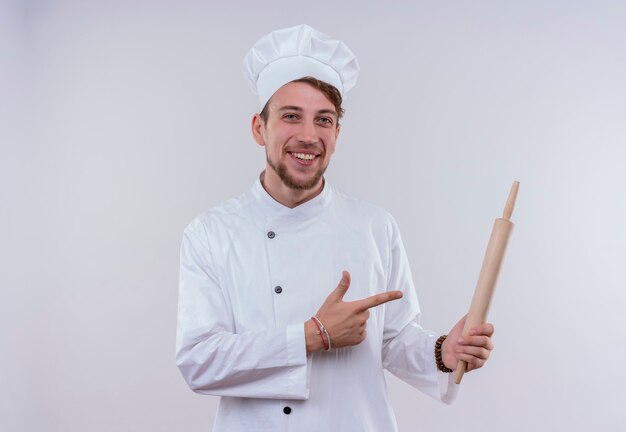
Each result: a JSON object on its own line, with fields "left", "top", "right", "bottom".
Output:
{"left": 175, "top": 222, "right": 310, "bottom": 400}
{"left": 380, "top": 216, "right": 459, "bottom": 404}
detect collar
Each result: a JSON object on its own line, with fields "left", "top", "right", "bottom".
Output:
{"left": 251, "top": 172, "right": 333, "bottom": 222}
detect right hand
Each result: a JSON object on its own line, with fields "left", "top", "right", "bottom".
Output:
{"left": 306, "top": 271, "right": 403, "bottom": 352}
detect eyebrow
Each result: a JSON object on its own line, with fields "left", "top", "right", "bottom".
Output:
{"left": 277, "top": 106, "right": 338, "bottom": 117}
{"left": 317, "top": 109, "right": 338, "bottom": 117}
{"left": 278, "top": 105, "right": 303, "bottom": 112}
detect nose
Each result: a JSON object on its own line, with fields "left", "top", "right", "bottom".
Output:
{"left": 296, "top": 120, "right": 318, "bottom": 144}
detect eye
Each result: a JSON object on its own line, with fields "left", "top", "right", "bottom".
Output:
{"left": 282, "top": 113, "right": 299, "bottom": 121}
{"left": 317, "top": 116, "right": 334, "bottom": 126}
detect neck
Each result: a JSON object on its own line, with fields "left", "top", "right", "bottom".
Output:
{"left": 260, "top": 169, "right": 324, "bottom": 208}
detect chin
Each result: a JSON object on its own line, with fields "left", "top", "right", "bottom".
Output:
{"left": 283, "top": 172, "right": 324, "bottom": 191}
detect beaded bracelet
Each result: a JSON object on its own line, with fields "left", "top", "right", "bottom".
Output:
{"left": 311, "top": 316, "right": 332, "bottom": 351}
{"left": 435, "top": 335, "right": 453, "bottom": 373}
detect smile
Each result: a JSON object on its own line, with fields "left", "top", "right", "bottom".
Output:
{"left": 292, "top": 152, "right": 317, "bottom": 161}
{"left": 287, "top": 151, "right": 320, "bottom": 164}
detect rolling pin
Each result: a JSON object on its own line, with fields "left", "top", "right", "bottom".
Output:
{"left": 454, "top": 181, "right": 519, "bottom": 384}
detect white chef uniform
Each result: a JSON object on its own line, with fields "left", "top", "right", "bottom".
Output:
{"left": 176, "top": 176, "right": 459, "bottom": 431}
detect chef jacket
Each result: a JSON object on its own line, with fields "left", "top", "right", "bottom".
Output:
{"left": 176, "top": 176, "right": 459, "bottom": 432}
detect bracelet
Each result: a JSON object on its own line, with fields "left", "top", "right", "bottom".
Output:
{"left": 310, "top": 317, "right": 327, "bottom": 350}
{"left": 435, "top": 335, "right": 453, "bottom": 373}
{"left": 310, "top": 317, "right": 329, "bottom": 351}
{"left": 311, "top": 316, "right": 331, "bottom": 351}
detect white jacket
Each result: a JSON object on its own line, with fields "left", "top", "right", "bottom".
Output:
{"left": 176, "top": 177, "right": 458, "bottom": 431}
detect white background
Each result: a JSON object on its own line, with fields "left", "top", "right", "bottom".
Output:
{"left": 2, "top": 0, "right": 625, "bottom": 431}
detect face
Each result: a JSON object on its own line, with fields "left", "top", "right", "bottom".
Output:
{"left": 252, "top": 82, "right": 340, "bottom": 192}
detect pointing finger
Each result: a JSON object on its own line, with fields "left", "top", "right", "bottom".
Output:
{"left": 354, "top": 290, "right": 403, "bottom": 310}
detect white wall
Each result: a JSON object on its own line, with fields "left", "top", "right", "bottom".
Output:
{"left": 2, "top": 0, "right": 625, "bottom": 430}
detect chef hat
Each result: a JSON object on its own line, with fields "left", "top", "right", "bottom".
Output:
{"left": 242, "top": 24, "right": 359, "bottom": 109}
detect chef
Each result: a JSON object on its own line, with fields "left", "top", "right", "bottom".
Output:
{"left": 176, "top": 24, "right": 495, "bottom": 432}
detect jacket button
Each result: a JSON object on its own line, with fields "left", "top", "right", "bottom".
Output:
{"left": 283, "top": 406, "right": 292, "bottom": 415}
{"left": 267, "top": 231, "right": 275, "bottom": 239}
{"left": 274, "top": 286, "right": 283, "bottom": 294}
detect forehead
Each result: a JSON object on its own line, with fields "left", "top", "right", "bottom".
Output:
{"left": 267, "top": 82, "right": 335, "bottom": 112}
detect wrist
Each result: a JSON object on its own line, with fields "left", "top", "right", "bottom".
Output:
{"left": 435, "top": 335, "right": 454, "bottom": 373}
{"left": 305, "top": 319, "right": 325, "bottom": 354}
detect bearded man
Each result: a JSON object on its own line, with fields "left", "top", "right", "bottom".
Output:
{"left": 176, "top": 24, "right": 494, "bottom": 432}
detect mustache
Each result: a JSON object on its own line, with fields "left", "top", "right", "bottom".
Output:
{"left": 286, "top": 145, "right": 323, "bottom": 155}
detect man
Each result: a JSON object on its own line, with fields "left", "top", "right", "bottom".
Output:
{"left": 176, "top": 24, "right": 494, "bottom": 431}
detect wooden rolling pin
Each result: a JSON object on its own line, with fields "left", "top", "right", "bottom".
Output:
{"left": 454, "top": 181, "right": 519, "bottom": 384}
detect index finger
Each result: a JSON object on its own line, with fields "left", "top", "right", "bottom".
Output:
{"left": 353, "top": 290, "right": 403, "bottom": 311}
{"left": 468, "top": 323, "right": 495, "bottom": 337}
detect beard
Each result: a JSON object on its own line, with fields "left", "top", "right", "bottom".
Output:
{"left": 266, "top": 151, "right": 328, "bottom": 191}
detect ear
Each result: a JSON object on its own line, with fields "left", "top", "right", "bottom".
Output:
{"left": 335, "top": 123, "right": 341, "bottom": 140}
{"left": 251, "top": 113, "right": 265, "bottom": 146}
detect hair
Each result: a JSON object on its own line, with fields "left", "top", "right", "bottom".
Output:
{"left": 259, "top": 76, "right": 345, "bottom": 124}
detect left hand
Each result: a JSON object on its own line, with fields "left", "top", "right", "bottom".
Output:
{"left": 442, "top": 315, "right": 494, "bottom": 372}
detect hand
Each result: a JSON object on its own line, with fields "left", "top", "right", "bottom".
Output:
{"left": 442, "top": 315, "right": 494, "bottom": 372}
{"left": 305, "top": 271, "right": 403, "bottom": 353}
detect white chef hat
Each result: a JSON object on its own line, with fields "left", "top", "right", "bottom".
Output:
{"left": 242, "top": 24, "right": 359, "bottom": 109}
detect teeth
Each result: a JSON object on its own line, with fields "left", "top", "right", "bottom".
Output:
{"left": 293, "top": 152, "right": 316, "bottom": 161}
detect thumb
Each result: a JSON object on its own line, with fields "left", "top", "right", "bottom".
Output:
{"left": 332, "top": 271, "right": 351, "bottom": 300}
{"left": 448, "top": 314, "right": 467, "bottom": 340}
